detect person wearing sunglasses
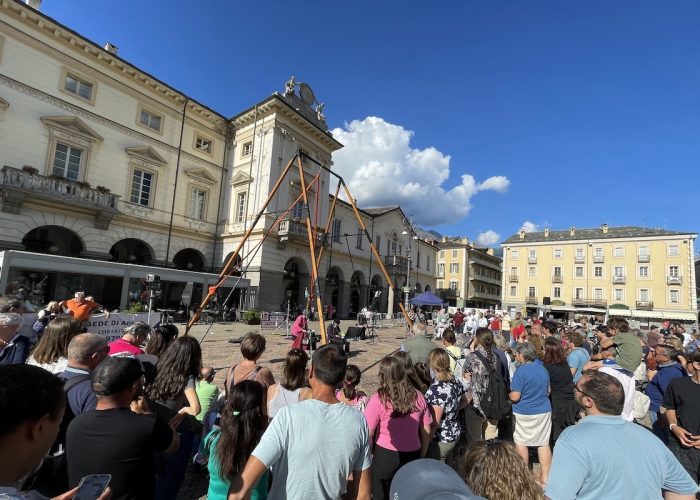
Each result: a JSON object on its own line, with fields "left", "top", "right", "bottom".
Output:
{"left": 545, "top": 370, "right": 698, "bottom": 500}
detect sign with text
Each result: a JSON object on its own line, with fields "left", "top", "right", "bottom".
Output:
{"left": 86, "top": 313, "right": 160, "bottom": 342}
{"left": 260, "top": 311, "right": 288, "bottom": 331}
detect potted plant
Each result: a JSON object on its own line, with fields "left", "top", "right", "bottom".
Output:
{"left": 243, "top": 309, "right": 261, "bottom": 325}
{"left": 76, "top": 181, "right": 91, "bottom": 189}
{"left": 21, "top": 165, "right": 39, "bottom": 175}
{"left": 96, "top": 185, "right": 111, "bottom": 194}
{"left": 48, "top": 174, "right": 66, "bottom": 181}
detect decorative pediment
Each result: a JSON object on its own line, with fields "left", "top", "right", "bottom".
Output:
{"left": 0, "top": 97, "right": 8, "bottom": 109}
{"left": 231, "top": 170, "right": 253, "bottom": 187}
{"left": 40, "top": 116, "right": 103, "bottom": 142}
{"left": 185, "top": 167, "right": 217, "bottom": 185}
{"left": 125, "top": 146, "right": 167, "bottom": 166}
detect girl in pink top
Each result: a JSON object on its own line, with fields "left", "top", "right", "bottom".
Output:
{"left": 363, "top": 356, "right": 433, "bottom": 500}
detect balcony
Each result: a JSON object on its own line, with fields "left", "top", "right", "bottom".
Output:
{"left": 469, "top": 290, "right": 501, "bottom": 302}
{"left": 667, "top": 275, "right": 682, "bottom": 285}
{"left": 593, "top": 255, "right": 605, "bottom": 263}
{"left": 526, "top": 296, "right": 538, "bottom": 305}
{"left": 575, "top": 255, "right": 585, "bottom": 263}
{"left": 528, "top": 256, "right": 537, "bottom": 264}
{"left": 384, "top": 255, "right": 409, "bottom": 274}
{"left": 612, "top": 276, "right": 626, "bottom": 285}
{"left": 472, "top": 273, "right": 501, "bottom": 285}
{"left": 437, "top": 287, "right": 458, "bottom": 299}
{"left": 572, "top": 298, "right": 608, "bottom": 308}
{"left": 277, "top": 219, "right": 328, "bottom": 248}
{"left": 552, "top": 274, "right": 563, "bottom": 283}
{"left": 636, "top": 301, "right": 654, "bottom": 310}
{"left": 1, "top": 166, "right": 121, "bottom": 229}
{"left": 637, "top": 254, "right": 650, "bottom": 263}
{"left": 509, "top": 274, "right": 519, "bottom": 283}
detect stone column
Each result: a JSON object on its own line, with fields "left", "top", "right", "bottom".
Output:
{"left": 387, "top": 286, "right": 395, "bottom": 316}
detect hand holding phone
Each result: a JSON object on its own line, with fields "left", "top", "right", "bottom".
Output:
{"left": 74, "top": 474, "right": 111, "bottom": 500}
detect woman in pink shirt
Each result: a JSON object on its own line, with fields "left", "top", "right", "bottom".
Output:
{"left": 290, "top": 313, "right": 308, "bottom": 351}
{"left": 364, "top": 355, "right": 433, "bottom": 500}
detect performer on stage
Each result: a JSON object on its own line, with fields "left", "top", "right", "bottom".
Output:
{"left": 290, "top": 312, "right": 309, "bottom": 351}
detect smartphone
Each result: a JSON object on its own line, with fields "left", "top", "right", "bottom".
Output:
{"left": 74, "top": 474, "right": 111, "bottom": 500}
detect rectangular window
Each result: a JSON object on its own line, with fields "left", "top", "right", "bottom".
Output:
{"left": 64, "top": 73, "right": 93, "bottom": 100}
{"left": 639, "top": 266, "right": 649, "bottom": 278}
{"left": 416, "top": 251, "right": 421, "bottom": 269}
{"left": 670, "top": 290, "right": 680, "bottom": 303}
{"left": 450, "top": 280, "right": 458, "bottom": 291}
{"left": 52, "top": 142, "right": 82, "bottom": 181}
{"left": 594, "top": 248, "right": 603, "bottom": 257}
{"left": 398, "top": 244, "right": 402, "bottom": 256}
{"left": 510, "top": 286, "right": 517, "bottom": 296}
{"left": 386, "top": 240, "right": 391, "bottom": 256}
{"left": 575, "top": 248, "right": 584, "bottom": 258}
{"left": 614, "top": 266, "right": 624, "bottom": 277}
{"left": 614, "top": 289, "right": 624, "bottom": 301}
{"left": 594, "top": 288, "right": 603, "bottom": 300}
{"left": 640, "top": 289, "right": 649, "bottom": 302}
{"left": 553, "top": 266, "right": 562, "bottom": 276}
{"left": 594, "top": 266, "right": 603, "bottom": 277}
{"left": 511, "top": 250, "right": 519, "bottom": 259}
{"left": 553, "top": 287, "right": 561, "bottom": 298}
{"left": 554, "top": 248, "right": 562, "bottom": 259}
{"left": 452, "top": 249, "right": 457, "bottom": 258}
{"left": 426, "top": 256, "right": 430, "bottom": 271}
{"left": 356, "top": 227, "right": 363, "bottom": 249}
{"left": 639, "top": 246, "right": 649, "bottom": 257}
{"left": 575, "top": 266, "right": 584, "bottom": 277}
{"left": 236, "top": 192, "right": 246, "bottom": 223}
{"left": 614, "top": 246, "right": 624, "bottom": 257}
{"left": 438, "top": 280, "right": 443, "bottom": 289}
{"left": 450, "top": 263, "right": 459, "bottom": 273}
{"left": 669, "top": 244, "right": 679, "bottom": 256}
{"left": 189, "top": 188, "right": 206, "bottom": 220}
{"left": 194, "top": 135, "right": 212, "bottom": 154}
{"left": 139, "top": 109, "right": 162, "bottom": 131}
{"left": 669, "top": 265, "right": 680, "bottom": 277}
{"left": 130, "top": 169, "right": 152, "bottom": 206}
{"left": 293, "top": 200, "right": 304, "bottom": 220}
{"left": 575, "top": 288, "right": 584, "bottom": 299}
{"left": 439, "top": 250, "right": 445, "bottom": 259}
{"left": 528, "top": 266, "right": 536, "bottom": 277}
{"left": 375, "top": 235, "right": 381, "bottom": 252}
{"left": 510, "top": 266, "right": 518, "bottom": 275}
{"left": 438, "top": 263, "right": 445, "bottom": 277}
{"left": 528, "top": 286, "right": 536, "bottom": 297}
{"left": 242, "top": 142, "right": 253, "bottom": 157}
{"left": 332, "top": 219, "right": 341, "bottom": 242}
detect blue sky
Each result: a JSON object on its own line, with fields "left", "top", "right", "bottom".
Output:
{"left": 42, "top": 0, "right": 700, "bottom": 248}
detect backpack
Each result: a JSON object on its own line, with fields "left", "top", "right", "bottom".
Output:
{"left": 52, "top": 374, "right": 92, "bottom": 454}
{"left": 473, "top": 351, "right": 511, "bottom": 420}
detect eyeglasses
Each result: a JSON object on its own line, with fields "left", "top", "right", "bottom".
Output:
{"left": 91, "top": 346, "right": 109, "bottom": 357}
{"left": 573, "top": 384, "right": 596, "bottom": 402}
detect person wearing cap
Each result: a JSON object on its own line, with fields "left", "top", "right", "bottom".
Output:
{"left": 66, "top": 356, "right": 179, "bottom": 500}
{"left": 228, "top": 344, "right": 371, "bottom": 500}
{"left": 0, "top": 310, "right": 29, "bottom": 366}
{"left": 545, "top": 370, "right": 698, "bottom": 500}
{"left": 108, "top": 321, "right": 151, "bottom": 357}
{"left": 389, "top": 458, "right": 484, "bottom": 500}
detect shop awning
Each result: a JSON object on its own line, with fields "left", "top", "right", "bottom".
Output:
{"left": 550, "top": 306, "right": 577, "bottom": 312}
{"left": 608, "top": 308, "right": 631, "bottom": 317}
{"left": 661, "top": 311, "right": 698, "bottom": 321}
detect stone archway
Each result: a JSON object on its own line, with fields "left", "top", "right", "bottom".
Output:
{"left": 173, "top": 248, "right": 205, "bottom": 271}
{"left": 283, "top": 257, "right": 309, "bottom": 311}
{"left": 109, "top": 238, "right": 154, "bottom": 264}
{"left": 22, "top": 225, "right": 84, "bottom": 257}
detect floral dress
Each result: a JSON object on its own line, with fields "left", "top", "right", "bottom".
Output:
{"left": 425, "top": 380, "right": 466, "bottom": 443}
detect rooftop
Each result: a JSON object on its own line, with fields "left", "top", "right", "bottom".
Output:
{"left": 503, "top": 225, "right": 696, "bottom": 245}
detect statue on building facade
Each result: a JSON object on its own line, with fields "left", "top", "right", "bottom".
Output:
{"left": 316, "top": 102, "right": 325, "bottom": 122}
{"left": 284, "top": 76, "right": 296, "bottom": 96}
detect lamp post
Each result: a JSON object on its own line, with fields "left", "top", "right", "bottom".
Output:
{"left": 402, "top": 215, "right": 418, "bottom": 313}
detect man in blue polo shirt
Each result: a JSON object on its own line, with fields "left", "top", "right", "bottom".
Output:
{"left": 545, "top": 371, "right": 698, "bottom": 500}
{"left": 58, "top": 333, "right": 110, "bottom": 419}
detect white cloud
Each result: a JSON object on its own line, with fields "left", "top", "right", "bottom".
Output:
{"left": 476, "top": 230, "right": 501, "bottom": 246}
{"left": 330, "top": 117, "right": 510, "bottom": 226}
{"left": 522, "top": 221, "right": 541, "bottom": 233}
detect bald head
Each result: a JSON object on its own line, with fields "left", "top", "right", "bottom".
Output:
{"left": 200, "top": 366, "right": 215, "bottom": 382}
{"left": 67, "top": 333, "right": 108, "bottom": 365}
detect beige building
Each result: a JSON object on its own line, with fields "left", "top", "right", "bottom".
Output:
{"left": 501, "top": 225, "right": 698, "bottom": 324}
{"left": 0, "top": 0, "right": 436, "bottom": 316}
{"left": 435, "top": 237, "right": 502, "bottom": 309}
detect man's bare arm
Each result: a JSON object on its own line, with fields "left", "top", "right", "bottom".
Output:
{"left": 228, "top": 456, "right": 268, "bottom": 500}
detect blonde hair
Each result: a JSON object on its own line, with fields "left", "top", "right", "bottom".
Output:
{"left": 462, "top": 440, "right": 543, "bottom": 500}
{"left": 429, "top": 348, "right": 453, "bottom": 382}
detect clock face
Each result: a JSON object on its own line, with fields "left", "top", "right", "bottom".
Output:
{"left": 299, "top": 83, "right": 315, "bottom": 106}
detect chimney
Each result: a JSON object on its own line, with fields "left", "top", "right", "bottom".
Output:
{"left": 460, "top": 237, "right": 469, "bottom": 245}
{"left": 486, "top": 248, "right": 495, "bottom": 256}
{"left": 519, "top": 228, "right": 526, "bottom": 239}
{"left": 103, "top": 43, "right": 119, "bottom": 55}
{"left": 569, "top": 226, "right": 576, "bottom": 236}
{"left": 25, "top": 0, "right": 41, "bottom": 9}
{"left": 601, "top": 223, "right": 609, "bottom": 234}
{"left": 442, "top": 236, "right": 448, "bottom": 243}
{"left": 544, "top": 228, "right": 549, "bottom": 238}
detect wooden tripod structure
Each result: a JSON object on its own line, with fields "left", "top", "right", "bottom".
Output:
{"left": 186, "top": 152, "right": 414, "bottom": 342}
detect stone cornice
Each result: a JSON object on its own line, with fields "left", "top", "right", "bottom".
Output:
{"left": 1, "top": 0, "right": 226, "bottom": 126}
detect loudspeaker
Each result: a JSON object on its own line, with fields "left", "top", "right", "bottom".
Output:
{"left": 346, "top": 327, "right": 365, "bottom": 340}
{"left": 543, "top": 297, "right": 551, "bottom": 305}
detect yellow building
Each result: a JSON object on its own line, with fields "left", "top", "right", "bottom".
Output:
{"left": 436, "top": 237, "right": 502, "bottom": 309}
{"left": 501, "top": 225, "right": 698, "bottom": 323}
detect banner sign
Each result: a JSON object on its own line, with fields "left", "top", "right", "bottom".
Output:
{"left": 260, "top": 311, "right": 288, "bottom": 331}
{"left": 86, "top": 313, "right": 160, "bottom": 342}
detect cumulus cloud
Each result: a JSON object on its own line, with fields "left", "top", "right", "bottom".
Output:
{"left": 476, "top": 230, "right": 501, "bottom": 247}
{"left": 521, "top": 221, "right": 541, "bottom": 233}
{"left": 330, "top": 117, "right": 510, "bottom": 226}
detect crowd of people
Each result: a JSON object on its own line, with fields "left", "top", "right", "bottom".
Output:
{"left": 1, "top": 290, "right": 700, "bottom": 499}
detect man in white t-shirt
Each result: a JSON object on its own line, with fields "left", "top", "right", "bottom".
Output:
{"left": 228, "top": 344, "right": 372, "bottom": 500}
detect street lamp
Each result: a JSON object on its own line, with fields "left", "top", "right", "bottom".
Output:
{"left": 402, "top": 215, "right": 418, "bottom": 313}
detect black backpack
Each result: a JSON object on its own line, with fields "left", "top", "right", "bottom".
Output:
{"left": 52, "top": 374, "right": 92, "bottom": 454}
{"left": 473, "top": 351, "right": 511, "bottom": 420}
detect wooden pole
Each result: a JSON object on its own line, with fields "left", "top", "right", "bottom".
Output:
{"left": 297, "top": 156, "right": 327, "bottom": 344}
{"left": 340, "top": 181, "right": 413, "bottom": 330}
{"left": 185, "top": 155, "right": 299, "bottom": 334}
{"left": 315, "top": 180, "right": 342, "bottom": 269}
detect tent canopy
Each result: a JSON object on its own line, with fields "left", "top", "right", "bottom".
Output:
{"left": 409, "top": 291, "right": 446, "bottom": 307}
